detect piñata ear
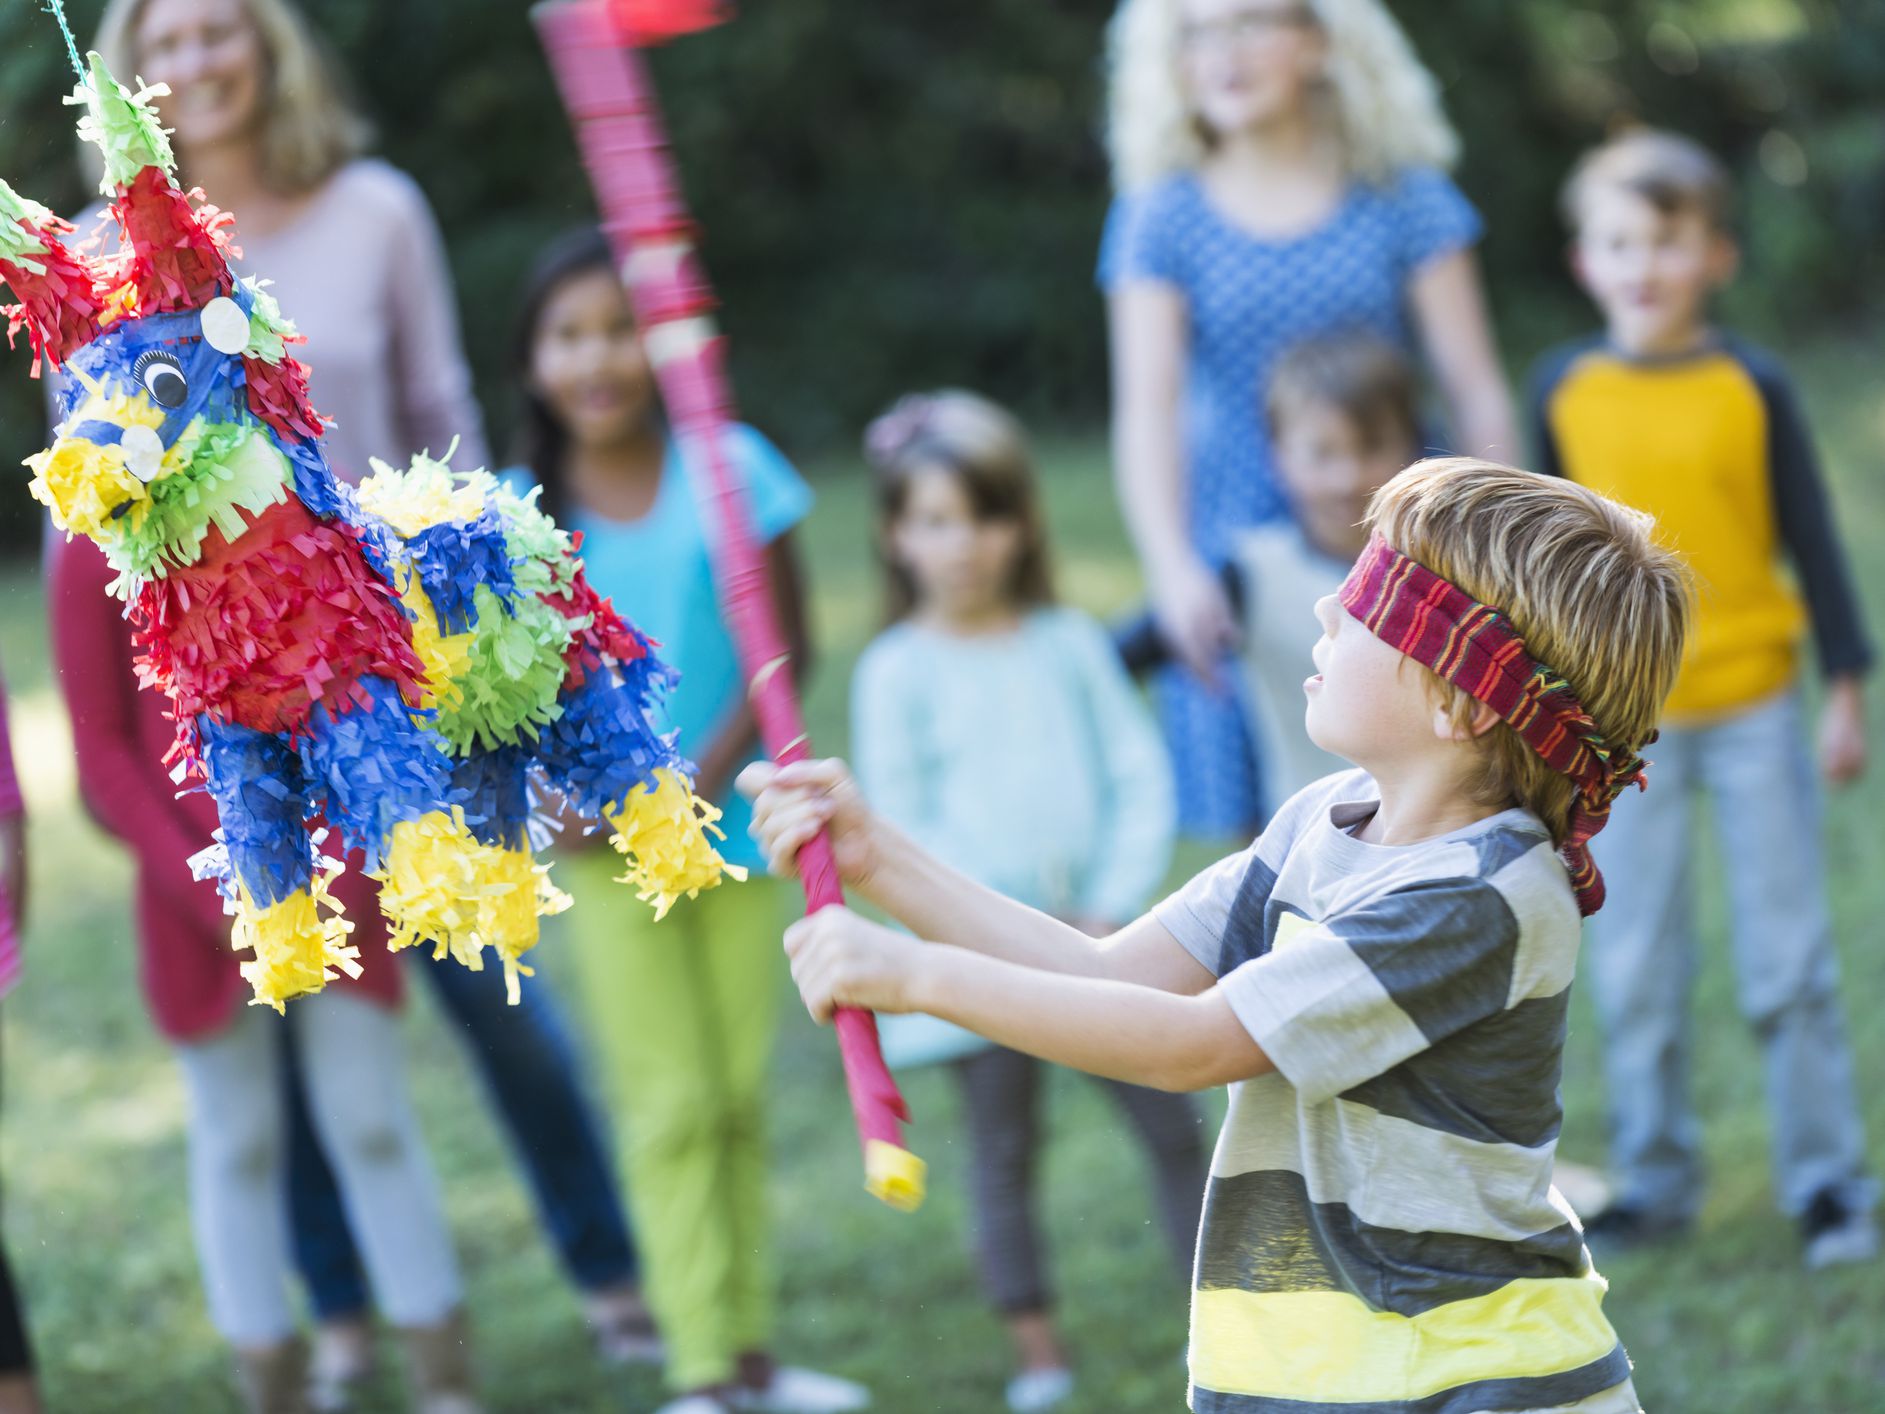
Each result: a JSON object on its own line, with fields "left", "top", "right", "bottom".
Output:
{"left": 0, "top": 178, "right": 107, "bottom": 373}
{"left": 77, "top": 52, "right": 235, "bottom": 316}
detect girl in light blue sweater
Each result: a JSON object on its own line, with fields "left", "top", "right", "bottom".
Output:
{"left": 854, "top": 391, "right": 1206, "bottom": 1414}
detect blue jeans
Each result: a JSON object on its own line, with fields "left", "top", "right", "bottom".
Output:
{"left": 284, "top": 957, "right": 638, "bottom": 1318}
{"left": 1586, "top": 687, "right": 1875, "bottom": 1222}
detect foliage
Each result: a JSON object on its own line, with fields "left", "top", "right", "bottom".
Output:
{"left": 0, "top": 0, "right": 1880, "bottom": 552}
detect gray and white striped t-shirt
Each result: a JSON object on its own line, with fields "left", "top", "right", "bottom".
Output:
{"left": 1156, "top": 769, "right": 1634, "bottom": 1414}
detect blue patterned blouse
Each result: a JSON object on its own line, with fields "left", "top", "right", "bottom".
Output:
{"left": 1098, "top": 166, "right": 1481, "bottom": 559}
{"left": 1097, "top": 165, "right": 1482, "bottom": 837}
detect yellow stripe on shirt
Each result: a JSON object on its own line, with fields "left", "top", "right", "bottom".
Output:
{"left": 1191, "top": 1274, "right": 1618, "bottom": 1404}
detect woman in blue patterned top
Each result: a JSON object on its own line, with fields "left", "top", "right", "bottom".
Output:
{"left": 1100, "top": 0, "right": 1516, "bottom": 838}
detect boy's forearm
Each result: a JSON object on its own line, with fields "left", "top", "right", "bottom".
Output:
{"left": 909, "top": 944, "right": 1267, "bottom": 1092}
{"left": 859, "top": 821, "right": 1113, "bottom": 978}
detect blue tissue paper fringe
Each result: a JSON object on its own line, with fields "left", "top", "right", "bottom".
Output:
{"left": 297, "top": 675, "right": 457, "bottom": 872}
{"left": 407, "top": 505, "right": 518, "bottom": 635}
{"left": 198, "top": 713, "right": 318, "bottom": 907}
{"left": 535, "top": 667, "right": 690, "bottom": 821}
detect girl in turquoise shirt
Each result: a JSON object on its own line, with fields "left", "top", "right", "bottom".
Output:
{"left": 855, "top": 391, "right": 1207, "bottom": 1413}
{"left": 510, "top": 231, "right": 867, "bottom": 1414}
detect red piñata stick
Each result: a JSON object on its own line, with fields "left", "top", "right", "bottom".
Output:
{"left": 532, "top": 0, "right": 925, "bottom": 1211}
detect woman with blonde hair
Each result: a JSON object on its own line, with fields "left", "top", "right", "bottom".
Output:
{"left": 1101, "top": 0, "right": 1516, "bottom": 838}
{"left": 62, "top": 0, "right": 653, "bottom": 1408}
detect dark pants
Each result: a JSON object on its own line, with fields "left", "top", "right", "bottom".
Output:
{"left": 0, "top": 1243, "right": 30, "bottom": 1375}
{"left": 954, "top": 1045, "right": 1207, "bottom": 1314}
{"left": 0, "top": 1029, "right": 29, "bottom": 1375}
{"left": 284, "top": 957, "right": 638, "bottom": 1319}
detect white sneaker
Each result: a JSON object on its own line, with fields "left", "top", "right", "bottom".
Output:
{"left": 729, "top": 1365, "right": 871, "bottom": 1413}
{"left": 654, "top": 1397, "right": 733, "bottom": 1414}
{"left": 1006, "top": 1366, "right": 1075, "bottom": 1412}
{"left": 1803, "top": 1190, "right": 1880, "bottom": 1270}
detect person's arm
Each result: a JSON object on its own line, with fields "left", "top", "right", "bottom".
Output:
{"left": 1063, "top": 614, "right": 1176, "bottom": 926}
{"left": 1108, "top": 281, "right": 1236, "bottom": 681}
{"left": 49, "top": 542, "right": 230, "bottom": 939}
{"left": 1407, "top": 247, "right": 1517, "bottom": 463}
{"left": 739, "top": 756, "right": 1215, "bottom": 995}
{"left": 1755, "top": 359, "right": 1873, "bottom": 783}
{"left": 383, "top": 172, "right": 492, "bottom": 471}
{"left": 782, "top": 905, "right": 1268, "bottom": 1091}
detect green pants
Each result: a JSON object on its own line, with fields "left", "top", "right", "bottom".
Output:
{"left": 563, "top": 851, "right": 783, "bottom": 1390}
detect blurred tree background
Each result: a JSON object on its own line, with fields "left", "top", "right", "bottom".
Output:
{"left": 0, "top": 0, "right": 1879, "bottom": 550}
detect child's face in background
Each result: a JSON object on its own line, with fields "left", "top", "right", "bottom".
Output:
{"left": 888, "top": 466, "right": 1025, "bottom": 627}
{"left": 1274, "top": 399, "right": 1407, "bottom": 562}
{"left": 1180, "top": 0, "right": 1327, "bottom": 141}
{"left": 1574, "top": 185, "right": 1736, "bottom": 357}
{"left": 529, "top": 268, "right": 658, "bottom": 450}
{"left": 1303, "top": 591, "right": 1458, "bottom": 773}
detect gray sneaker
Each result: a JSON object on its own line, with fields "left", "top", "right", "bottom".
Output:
{"left": 1803, "top": 1189, "right": 1880, "bottom": 1270}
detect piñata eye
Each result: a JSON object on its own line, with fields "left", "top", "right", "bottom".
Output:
{"left": 135, "top": 351, "right": 188, "bottom": 410}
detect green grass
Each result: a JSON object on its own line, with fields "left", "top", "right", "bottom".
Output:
{"left": 3, "top": 335, "right": 1884, "bottom": 1411}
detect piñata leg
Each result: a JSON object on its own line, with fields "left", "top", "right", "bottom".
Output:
{"left": 447, "top": 744, "right": 570, "bottom": 1002}
{"left": 534, "top": 667, "right": 742, "bottom": 919}
{"left": 198, "top": 717, "right": 358, "bottom": 1011}
{"left": 295, "top": 675, "right": 488, "bottom": 972}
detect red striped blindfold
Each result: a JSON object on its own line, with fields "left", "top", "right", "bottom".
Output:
{"left": 1338, "top": 532, "right": 1650, "bottom": 916}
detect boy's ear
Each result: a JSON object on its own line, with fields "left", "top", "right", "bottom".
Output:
{"left": 1433, "top": 696, "right": 1501, "bottom": 743}
{"left": 1707, "top": 231, "right": 1740, "bottom": 286}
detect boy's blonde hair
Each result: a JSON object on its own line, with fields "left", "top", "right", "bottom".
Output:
{"left": 1560, "top": 127, "right": 1731, "bottom": 234}
{"left": 1267, "top": 330, "right": 1419, "bottom": 454}
{"left": 1104, "top": 0, "right": 1459, "bottom": 191}
{"left": 95, "top": 0, "right": 372, "bottom": 196}
{"left": 1368, "top": 458, "right": 1692, "bottom": 847}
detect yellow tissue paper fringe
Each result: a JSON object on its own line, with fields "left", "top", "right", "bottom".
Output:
{"left": 605, "top": 767, "right": 746, "bottom": 920}
{"left": 27, "top": 379, "right": 190, "bottom": 537}
{"left": 375, "top": 808, "right": 571, "bottom": 1004}
{"left": 398, "top": 575, "right": 472, "bottom": 714}
{"left": 26, "top": 436, "right": 145, "bottom": 538}
{"left": 356, "top": 447, "right": 484, "bottom": 536}
{"left": 233, "top": 864, "right": 361, "bottom": 1013}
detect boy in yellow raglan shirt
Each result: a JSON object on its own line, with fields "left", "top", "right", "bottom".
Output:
{"left": 1530, "top": 128, "right": 1877, "bottom": 1269}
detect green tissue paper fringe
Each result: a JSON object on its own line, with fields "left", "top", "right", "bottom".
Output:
{"left": 74, "top": 52, "right": 175, "bottom": 195}
{"left": 431, "top": 582, "right": 574, "bottom": 754}
{"left": 104, "top": 422, "right": 293, "bottom": 585}
{"left": 239, "top": 277, "right": 297, "bottom": 364}
{"left": 0, "top": 181, "right": 55, "bottom": 268}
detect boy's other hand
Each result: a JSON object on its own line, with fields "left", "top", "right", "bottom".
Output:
{"left": 1153, "top": 554, "right": 1240, "bottom": 684}
{"left": 783, "top": 905, "right": 924, "bottom": 1023}
{"left": 1819, "top": 677, "right": 1867, "bottom": 786}
{"left": 738, "top": 757, "right": 881, "bottom": 890}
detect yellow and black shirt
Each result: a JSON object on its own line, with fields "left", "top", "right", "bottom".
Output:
{"left": 1529, "top": 334, "right": 1872, "bottom": 722}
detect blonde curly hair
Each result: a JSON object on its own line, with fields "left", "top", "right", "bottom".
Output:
{"left": 1105, "top": 0, "right": 1460, "bottom": 191}
{"left": 94, "top": 0, "right": 371, "bottom": 196}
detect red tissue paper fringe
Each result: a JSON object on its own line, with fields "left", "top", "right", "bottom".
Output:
{"left": 246, "top": 351, "right": 326, "bottom": 444}
{"left": 106, "top": 168, "right": 236, "bottom": 317}
{"left": 0, "top": 215, "right": 105, "bottom": 373}
{"left": 542, "top": 547, "right": 652, "bottom": 687}
{"left": 133, "top": 498, "right": 425, "bottom": 752}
